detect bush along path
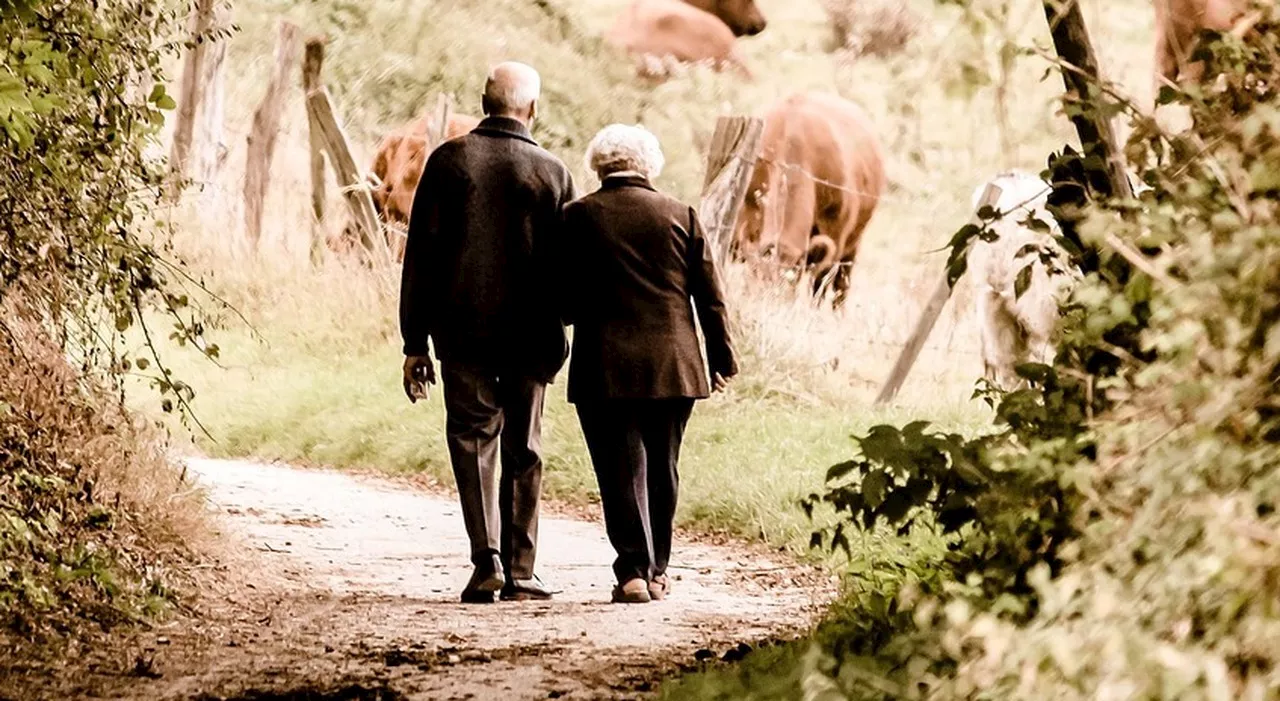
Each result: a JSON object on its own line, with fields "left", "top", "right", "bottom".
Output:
{"left": 18, "top": 458, "right": 830, "bottom": 700}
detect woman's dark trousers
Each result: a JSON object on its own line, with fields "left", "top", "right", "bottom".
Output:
{"left": 576, "top": 398, "right": 695, "bottom": 583}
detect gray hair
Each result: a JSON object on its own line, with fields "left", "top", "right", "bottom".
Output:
{"left": 585, "top": 124, "right": 665, "bottom": 179}
{"left": 483, "top": 61, "right": 541, "bottom": 116}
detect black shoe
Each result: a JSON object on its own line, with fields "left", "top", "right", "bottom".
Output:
{"left": 500, "top": 576, "right": 554, "bottom": 601}
{"left": 461, "top": 554, "right": 504, "bottom": 604}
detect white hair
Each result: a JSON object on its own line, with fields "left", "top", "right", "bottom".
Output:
{"left": 584, "top": 124, "right": 665, "bottom": 179}
{"left": 484, "top": 61, "right": 541, "bottom": 115}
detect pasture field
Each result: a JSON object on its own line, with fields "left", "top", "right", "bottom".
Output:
{"left": 142, "top": 0, "right": 1169, "bottom": 693}
{"left": 154, "top": 0, "right": 1157, "bottom": 536}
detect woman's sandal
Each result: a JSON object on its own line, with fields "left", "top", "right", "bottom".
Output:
{"left": 612, "top": 578, "right": 652, "bottom": 604}
{"left": 648, "top": 574, "right": 671, "bottom": 601}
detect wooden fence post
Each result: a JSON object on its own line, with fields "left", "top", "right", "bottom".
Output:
{"left": 168, "top": 0, "right": 228, "bottom": 201}
{"left": 874, "top": 182, "right": 1005, "bottom": 405}
{"left": 305, "top": 87, "right": 388, "bottom": 266}
{"left": 1042, "top": 0, "right": 1133, "bottom": 199}
{"left": 302, "top": 36, "right": 328, "bottom": 261}
{"left": 430, "top": 93, "right": 453, "bottom": 150}
{"left": 243, "top": 21, "right": 300, "bottom": 249}
{"left": 698, "top": 116, "right": 764, "bottom": 263}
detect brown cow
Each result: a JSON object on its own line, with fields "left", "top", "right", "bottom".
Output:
{"left": 363, "top": 111, "right": 480, "bottom": 260}
{"left": 732, "top": 92, "right": 885, "bottom": 306}
{"left": 1154, "top": 0, "right": 1254, "bottom": 91}
{"left": 680, "top": 0, "right": 767, "bottom": 36}
{"left": 370, "top": 111, "right": 481, "bottom": 227}
{"left": 606, "top": 0, "right": 765, "bottom": 79}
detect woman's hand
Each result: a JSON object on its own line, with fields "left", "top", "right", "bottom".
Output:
{"left": 712, "top": 372, "right": 731, "bottom": 393}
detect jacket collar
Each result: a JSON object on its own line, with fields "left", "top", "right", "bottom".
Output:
{"left": 600, "top": 173, "right": 656, "bottom": 192}
{"left": 472, "top": 116, "right": 538, "bottom": 146}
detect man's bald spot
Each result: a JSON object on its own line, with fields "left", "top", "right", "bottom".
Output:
{"left": 483, "top": 62, "right": 541, "bottom": 120}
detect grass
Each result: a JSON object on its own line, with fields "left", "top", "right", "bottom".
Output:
{"left": 151, "top": 287, "right": 988, "bottom": 551}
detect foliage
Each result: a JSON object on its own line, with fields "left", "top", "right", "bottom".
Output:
{"left": 0, "top": 0, "right": 216, "bottom": 416}
{"left": 787, "top": 8, "right": 1280, "bottom": 699}
{"left": 0, "top": 0, "right": 211, "bottom": 643}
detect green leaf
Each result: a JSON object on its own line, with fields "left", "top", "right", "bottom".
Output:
{"left": 1014, "top": 264, "right": 1033, "bottom": 299}
{"left": 862, "top": 470, "right": 887, "bottom": 508}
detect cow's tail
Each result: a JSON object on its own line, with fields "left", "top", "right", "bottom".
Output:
{"left": 807, "top": 234, "right": 838, "bottom": 273}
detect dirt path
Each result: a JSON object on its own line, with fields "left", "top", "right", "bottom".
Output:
{"left": 60, "top": 458, "right": 827, "bottom": 700}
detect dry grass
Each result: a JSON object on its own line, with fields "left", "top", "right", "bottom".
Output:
{"left": 0, "top": 308, "right": 212, "bottom": 646}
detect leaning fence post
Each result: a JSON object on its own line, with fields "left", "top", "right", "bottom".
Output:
{"left": 243, "top": 21, "right": 300, "bottom": 249}
{"left": 305, "top": 87, "right": 388, "bottom": 266}
{"left": 874, "top": 182, "right": 1005, "bottom": 405}
{"left": 302, "top": 37, "right": 328, "bottom": 261}
{"left": 697, "top": 116, "right": 764, "bottom": 264}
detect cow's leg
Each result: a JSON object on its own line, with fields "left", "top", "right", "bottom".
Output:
{"left": 723, "top": 51, "right": 754, "bottom": 80}
{"left": 977, "top": 285, "right": 1023, "bottom": 391}
{"left": 830, "top": 260, "right": 854, "bottom": 309}
{"left": 813, "top": 203, "right": 863, "bottom": 307}
{"left": 773, "top": 172, "right": 817, "bottom": 285}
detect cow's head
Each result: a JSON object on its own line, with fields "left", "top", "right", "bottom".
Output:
{"left": 690, "top": 0, "right": 767, "bottom": 37}
{"left": 732, "top": 159, "right": 779, "bottom": 261}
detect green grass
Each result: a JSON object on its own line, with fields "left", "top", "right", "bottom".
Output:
{"left": 152, "top": 313, "right": 987, "bottom": 552}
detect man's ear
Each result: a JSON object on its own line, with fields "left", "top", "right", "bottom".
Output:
{"left": 528, "top": 99, "right": 538, "bottom": 125}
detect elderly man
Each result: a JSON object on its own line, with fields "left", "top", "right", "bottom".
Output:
{"left": 561, "top": 124, "right": 737, "bottom": 603}
{"left": 399, "top": 62, "right": 576, "bottom": 604}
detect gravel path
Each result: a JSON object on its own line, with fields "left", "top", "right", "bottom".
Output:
{"left": 62, "top": 458, "right": 828, "bottom": 700}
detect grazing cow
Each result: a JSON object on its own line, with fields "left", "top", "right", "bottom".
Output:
{"left": 680, "top": 0, "right": 767, "bottom": 36}
{"left": 370, "top": 112, "right": 481, "bottom": 226}
{"left": 732, "top": 91, "right": 885, "bottom": 306}
{"left": 1153, "top": 0, "right": 1252, "bottom": 92}
{"left": 965, "top": 171, "right": 1072, "bottom": 389}
{"left": 363, "top": 111, "right": 480, "bottom": 260}
{"left": 606, "top": 0, "right": 765, "bottom": 79}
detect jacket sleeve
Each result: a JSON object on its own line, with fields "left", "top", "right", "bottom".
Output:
{"left": 686, "top": 206, "right": 739, "bottom": 378}
{"left": 399, "top": 150, "right": 443, "bottom": 357}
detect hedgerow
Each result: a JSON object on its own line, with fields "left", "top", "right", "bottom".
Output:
{"left": 1, "top": 0, "right": 211, "bottom": 645}
{"left": 800, "top": 8, "right": 1280, "bottom": 698}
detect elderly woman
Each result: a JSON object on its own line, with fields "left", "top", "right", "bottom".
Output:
{"left": 561, "top": 125, "right": 739, "bottom": 604}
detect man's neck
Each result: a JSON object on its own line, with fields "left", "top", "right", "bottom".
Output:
{"left": 486, "top": 112, "right": 530, "bottom": 127}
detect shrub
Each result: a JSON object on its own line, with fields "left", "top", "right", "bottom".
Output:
{"left": 822, "top": 0, "right": 921, "bottom": 60}
{"left": 796, "top": 10, "right": 1280, "bottom": 699}
{"left": 0, "top": 0, "right": 213, "bottom": 646}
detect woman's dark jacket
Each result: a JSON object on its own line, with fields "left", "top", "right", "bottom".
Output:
{"left": 561, "top": 174, "right": 738, "bottom": 403}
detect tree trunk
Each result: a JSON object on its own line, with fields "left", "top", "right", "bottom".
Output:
{"left": 1042, "top": 0, "right": 1134, "bottom": 199}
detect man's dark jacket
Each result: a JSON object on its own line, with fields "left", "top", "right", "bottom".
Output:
{"left": 399, "top": 117, "right": 576, "bottom": 382}
{"left": 561, "top": 174, "right": 738, "bottom": 403}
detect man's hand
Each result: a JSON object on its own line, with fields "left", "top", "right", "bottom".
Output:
{"left": 403, "top": 355, "right": 436, "bottom": 403}
{"left": 712, "top": 372, "right": 731, "bottom": 394}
